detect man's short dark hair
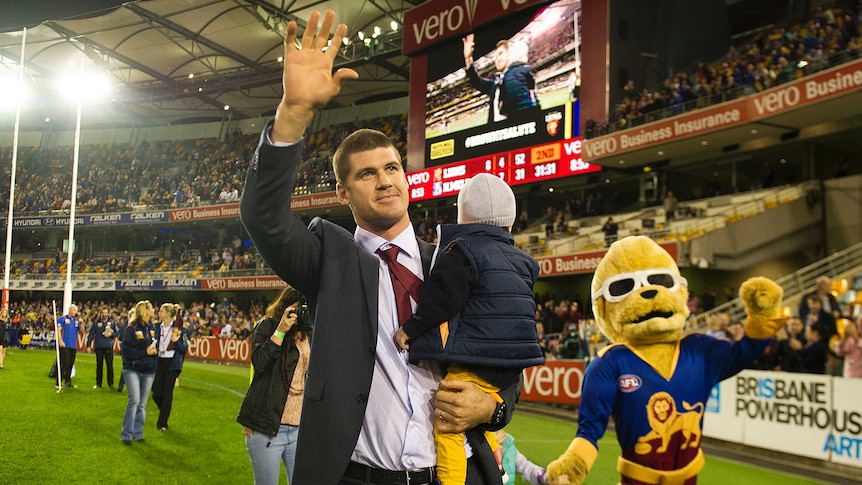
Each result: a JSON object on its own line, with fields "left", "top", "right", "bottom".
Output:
{"left": 332, "top": 129, "right": 398, "bottom": 185}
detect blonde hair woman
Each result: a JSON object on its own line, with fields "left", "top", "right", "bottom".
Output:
{"left": 120, "top": 300, "right": 157, "bottom": 445}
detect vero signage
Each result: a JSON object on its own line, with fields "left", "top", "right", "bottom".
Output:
{"left": 402, "top": 0, "right": 546, "bottom": 55}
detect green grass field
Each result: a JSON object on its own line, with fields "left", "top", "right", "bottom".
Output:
{"left": 0, "top": 348, "right": 827, "bottom": 484}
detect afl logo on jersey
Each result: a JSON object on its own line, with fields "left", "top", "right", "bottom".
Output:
{"left": 617, "top": 374, "right": 642, "bottom": 393}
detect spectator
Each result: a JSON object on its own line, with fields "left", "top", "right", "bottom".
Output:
{"left": 536, "top": 321, "right": 552, "bottom": 358}
{"left": 705, "top": 313, "right": 730, "bottom": 340}
{"left": 86, "top": 306, "right": 118, "bottom": 388}
{"left": 601, "top": 217, "right": 618, "bottom": 247}
{"left": 496, "top": 430, "right": 547, "bottom": 485}
{"left": 543, "top": 207, "right": 556, "bottom": 240}
{"left": 219, "top": 319, "right": 233, "bottom": 338}
{"left": 799, "top": 276, "right": 842, "bottom": 321}
{"left": 152, "top": 303, "right": 189, "bottom": 431}
{"left": 833, "top": 316, "right": 862, "bottom": 378}
{"left": 663, "top": 191, "right": 679, "bottom": 221}
{"left": 120, "top": 301, "right": 158, "bottom": 445}
{"left": 790, "top": 323, "right": 829, "bottom": 374}
{"left": 0, "top": 308, "right": 8, "bottom": 369}
{"left": 729, "top": 321, "right": 745, "bottom": 342}
{"left": 772, "top": 316, "right": 807, "bottom": 372}
{"left": 238, "top": 286, "right": 310, "bottom": 485}
{"left": 558, "top": 323, "right": 583, "bottom": 359}
{"left": 802, "top": 295, "right": 837, "bottom": 343}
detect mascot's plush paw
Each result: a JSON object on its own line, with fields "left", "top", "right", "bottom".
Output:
{"left": 739, "top": 277, "right": 784, "bottom": 339}
{"left": 546, "top": 437, "right": 596, "bottom": 485}
{"left": 546, "top": 454, "right": 587, "bottom": 485}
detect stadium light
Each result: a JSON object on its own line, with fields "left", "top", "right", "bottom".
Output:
{"left": 357, "top": 30, "right": 365, "bottom": 40}
{"left": 57, "top": 71, "right": 111, "bottom": 102}
{"left": 391, "top": 21, "right": 398, "bottom": 32}
{"left": 0, "top": 76, "right": 29, "bottom": 110}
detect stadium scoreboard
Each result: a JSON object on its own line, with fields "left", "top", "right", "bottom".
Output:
{"left": 407, "top": 137, "right": 600, "bottom": 202}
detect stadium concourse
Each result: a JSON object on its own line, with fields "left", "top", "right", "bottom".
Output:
{"left": 1, "top": 1, "right": 862, "bottom": 483}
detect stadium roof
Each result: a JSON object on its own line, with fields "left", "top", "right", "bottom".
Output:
{"left": 0, "top": 0, "right": 422, "bottom": 129}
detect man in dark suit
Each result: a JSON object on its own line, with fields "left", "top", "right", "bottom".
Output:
{"left": 802, "top": 295, "right": 837, "bottom": 343}
{"left": 240, "top": 10, "right": 517, "bottom": 485}
{"left": 463, "top": 33, "right": 540, "bottom": 123}
{"left": 798, "top": 276, "right": 841, "bottom": 322}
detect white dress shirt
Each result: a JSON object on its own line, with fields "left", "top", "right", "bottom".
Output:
{"left": 158, "top": 323, "right": 176, "bottom": 358}
{"left": 351, "top": 224, "right": 440, "bottom": 470}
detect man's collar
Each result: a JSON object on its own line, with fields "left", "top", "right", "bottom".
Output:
{"left": 355, "top": 224, "right": 419, "bottom": 259}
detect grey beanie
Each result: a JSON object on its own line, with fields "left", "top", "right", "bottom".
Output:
{"left": 457, "top": 173, "right": 516, "bottom": 227}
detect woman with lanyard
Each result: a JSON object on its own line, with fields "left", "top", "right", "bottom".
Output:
{"left": 120, "top": 300, "right": 158, "bottom": 445}
{"left": 237, "top": 286, "right": 311, "bottom": 485}
{"left": 152, "top": 302, "right": 189, "bottom": 431}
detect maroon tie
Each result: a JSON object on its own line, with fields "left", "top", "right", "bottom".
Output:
{"left": 377, "top": 246, "right": 424, "bottom": 325}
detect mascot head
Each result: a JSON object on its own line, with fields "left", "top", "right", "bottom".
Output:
{"left": 591, "top": 236, "right": 689, "bottom": 346}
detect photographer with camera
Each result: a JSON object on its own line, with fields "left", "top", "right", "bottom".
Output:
{"left": 237, "top": 286, "right": 310, "bottom": 485}
{"left": 558, "top": 323, "right": 583, "bottom": 360}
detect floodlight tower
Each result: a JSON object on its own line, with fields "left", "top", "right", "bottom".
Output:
{"left": 2, "top": 28, "right": 27, "bottom": 310}
{"left": 59, "top": 64, "right": 111, "bottom": 314}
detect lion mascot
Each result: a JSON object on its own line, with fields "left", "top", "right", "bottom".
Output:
{"left": 546, "top": 236, "right": 784, "bottom": 485}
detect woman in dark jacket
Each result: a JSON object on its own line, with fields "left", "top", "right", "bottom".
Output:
{"left": 152, "top": 302, "right": 189, "bottom": 431}
{"left": 237, "top": 286, "right": 310, "bottom": 485}
{"left": 120, "top": 301, "right": 158, "bottom": 445}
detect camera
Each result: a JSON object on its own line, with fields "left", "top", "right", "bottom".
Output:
{"left": 289, "top": 298, "right": 312, "bottom": 335}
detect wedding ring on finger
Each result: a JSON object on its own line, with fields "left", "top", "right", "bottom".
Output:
{"left": 438, "top": 410, "right": 445, "bottom": 421}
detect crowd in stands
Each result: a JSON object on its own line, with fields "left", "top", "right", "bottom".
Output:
{"left": 5, "top": 297, "right": 264, "bottom": 345}
{"left": 5, "top": 273, "right": 859, "bottom": 380}
{"left": 586, "top": 3, "right": 862, "bottom": 137}
{"left": 0, "top": 113, "right": 408, "bottom": 215}
{"left": 7, "top": 244, "right": 268, "bottom": 277}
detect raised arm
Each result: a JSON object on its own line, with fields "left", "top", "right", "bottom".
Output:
{"left": 463, "top": 33, "right": 475, "bottom": 68}
{"left": 271, "top": 9, "right": 358, "bottom": 143}
{"left": 240, "top": 10, "right": 358, "bottom": 294}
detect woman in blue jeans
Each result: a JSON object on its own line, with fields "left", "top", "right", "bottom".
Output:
{"left": 120, "top": 301, "right": 158, "bottom": 445}
{"left": 237, "top": 286, "right": 310, "bottom": 484}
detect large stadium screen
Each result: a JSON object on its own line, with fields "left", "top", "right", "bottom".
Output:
{"left": 404, "top": 0, "right": 599, "bottom": 202}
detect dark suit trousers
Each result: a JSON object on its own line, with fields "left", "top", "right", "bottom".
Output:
{"left": 94, "top": 348, "right": 114, "bottom": 386}
{"left": 152, "top": 357, "right": 180, "bottom": 428}
{"left": 59, "top": 347, "right": 76, "bottom": 383}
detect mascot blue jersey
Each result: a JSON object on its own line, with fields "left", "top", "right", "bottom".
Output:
{"left": 577, "top": 334, "right": 769, "bottom": 478}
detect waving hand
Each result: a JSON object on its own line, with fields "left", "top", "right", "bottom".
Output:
{"left": 273, "top": 10, "right": 359, "bottom": 143}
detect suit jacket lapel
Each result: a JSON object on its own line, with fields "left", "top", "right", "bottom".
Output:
{"left": 418, "top": 238, "right": 435, "bottom": 278}
{"left": 357, "top": 244, "right": 379, "bottom": 337}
